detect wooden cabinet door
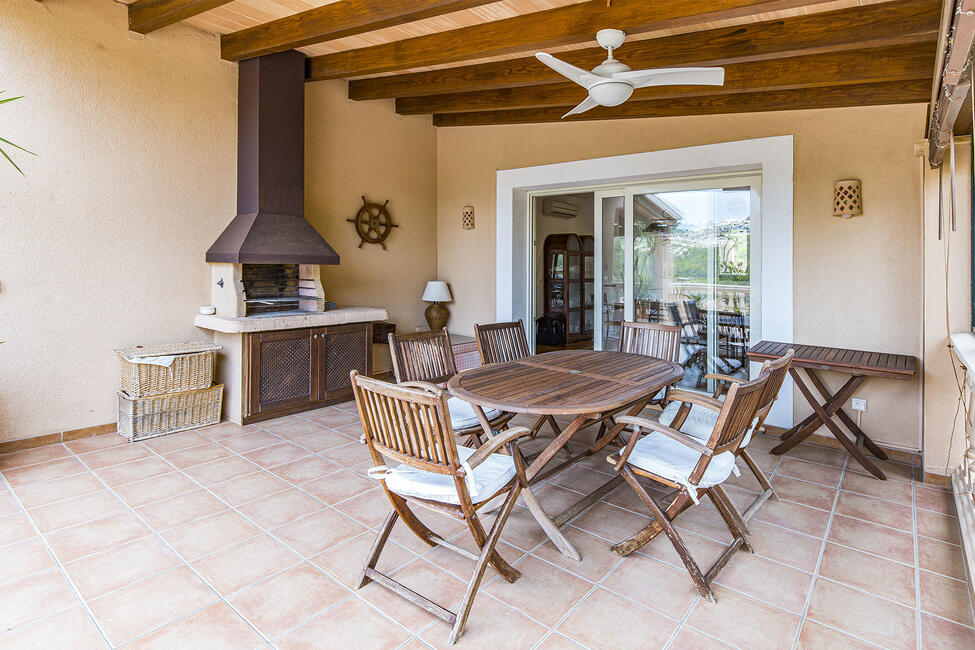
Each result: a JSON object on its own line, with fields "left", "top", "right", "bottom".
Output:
{"left": 318, "top": 323, "right": 372, "bottom": 401}
{"left": 247, "top": 328, "right": 318, "bottom": 414}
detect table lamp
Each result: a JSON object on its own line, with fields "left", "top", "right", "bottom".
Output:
{"left": 422, "top": 281, "right": 452, "bottom": 330}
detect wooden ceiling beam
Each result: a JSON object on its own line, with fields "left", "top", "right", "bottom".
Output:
{"left": 221, "top": 0, "right": 499, "bottom": 62}
{"left": 347, "top": 0, "right": 940, "bottom": 99}
{"left": 308, "top": 0, "right": 843, "bottom": 81}
{"left": 127, "top": 0, "right": 232, "bottom": 34}
{"left": 396, "top": 43, "right": 935, "bottom": 115}
{"left": 432, "top": 79, "right": 931, "bottom": 127}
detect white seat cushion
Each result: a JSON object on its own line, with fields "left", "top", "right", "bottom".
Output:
{"left": 383, "top": 445, "right": 515, "bottom": 505}
{"left": 448, "top": 396, "right": 503, "bottom": 430}
{"left": 626, "top": 432, "right": 738, "bottom": 501}
{"left": 658, "top": 397, "right": 754, "bottom": 448}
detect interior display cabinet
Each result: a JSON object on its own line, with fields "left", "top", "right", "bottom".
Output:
{"left": 543, "top": 233, "right": 595, "bottom": 344}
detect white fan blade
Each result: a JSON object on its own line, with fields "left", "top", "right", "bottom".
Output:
{"left": 613, "top": 67, "right": 725, "bottom": 89}
{"left": 562, "top": 95, "right": 599, "bottom": 119}
{"left": 536, "top": 52, "right": 602, "bottom": 88}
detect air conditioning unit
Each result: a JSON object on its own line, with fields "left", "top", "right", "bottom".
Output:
{"left": 541, "top": 198, "right": 580, "bottom": 219}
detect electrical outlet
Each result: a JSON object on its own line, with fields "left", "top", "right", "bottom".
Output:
{"left": 851, "top": 398, "right": 867, "bottom": 412}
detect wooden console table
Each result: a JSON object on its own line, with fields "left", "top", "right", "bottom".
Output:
{"left": 747, "top": 340, "right": 917, "bottom": 480}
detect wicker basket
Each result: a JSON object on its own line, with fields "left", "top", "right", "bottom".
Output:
{"left": 117, "top": 384, "right": 224, "bottom": 442}
{"left": 117, "top": 342, "right": 221, "bottom": 398}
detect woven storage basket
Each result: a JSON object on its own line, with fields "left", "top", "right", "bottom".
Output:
{"left": 117, "top": 384, "right": 223, "bottom": 442}
{"left": 117, "top": 342, "right": 221, "bottom": 398}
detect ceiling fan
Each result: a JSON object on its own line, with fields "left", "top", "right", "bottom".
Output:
{"left": 535, "top": 29, "right": 725, "bottom": 118}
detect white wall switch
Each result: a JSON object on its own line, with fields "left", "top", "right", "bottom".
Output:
{"left": 851, "top": 398, "right": 867, "bottom": 412}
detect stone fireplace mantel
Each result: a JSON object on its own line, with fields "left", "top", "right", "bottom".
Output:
{"left": 194, "top": 307, "right": 388, "bottom": 333}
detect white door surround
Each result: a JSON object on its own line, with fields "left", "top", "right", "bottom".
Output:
{"left": 495, "top": 136, "right": 794, "bottom": 427}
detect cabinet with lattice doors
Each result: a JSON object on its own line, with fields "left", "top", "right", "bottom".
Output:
{"left": 543, "top": 233, "right": 594, "bottom": 344}
{"left": 243, "top": 323, "right": 372, "bottom": 422}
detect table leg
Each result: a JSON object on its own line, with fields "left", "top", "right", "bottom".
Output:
{"left": 771, "top": 370, "right": 863, "bottom": 454}
{"left": 805, "top": 370, "right": 889, "bottom": 461}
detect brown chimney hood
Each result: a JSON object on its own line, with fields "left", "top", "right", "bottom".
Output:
{"left": 206, "top": 51, "right": 339, "bottom": 265}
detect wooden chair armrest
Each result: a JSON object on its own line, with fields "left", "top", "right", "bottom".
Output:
{"left": 463, "top": 426, "right": 533, "bottom": 470}
{"left": 703, "top": 373, "right": 745, "bottom": 385}
{"left": 613, "top": 416, "right": 711, "bottom": 472}
{"left": 397, "top": 381, "right": 444, "bottom": 395}
{"left": 666, "top": 389, "right": 724, "bottom": 413}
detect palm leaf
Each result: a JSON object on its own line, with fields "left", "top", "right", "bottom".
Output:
{"left": 0, "top": 146, "right": 24, "bottom": 175}
{"left": 0, "top": 136, "right": 35, "bottom": 156}
{"left": 1, "top": 92, "right": 33, "bottom": 173}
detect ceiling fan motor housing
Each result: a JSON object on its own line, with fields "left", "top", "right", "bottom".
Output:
{"left": 589, "top": 80, "right": 634, "bottom": 107}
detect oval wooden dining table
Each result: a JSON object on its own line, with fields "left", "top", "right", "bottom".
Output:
{"left": 447, "top": 349, "right": 683, "bottom": 560}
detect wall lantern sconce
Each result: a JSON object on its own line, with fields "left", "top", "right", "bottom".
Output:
{"left": 833, "top": 179, "right": 863, "bottom": 218}
{"left": 462, "top": 205, "right": 475, "bottom": 230}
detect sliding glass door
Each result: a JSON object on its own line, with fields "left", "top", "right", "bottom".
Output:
{"left": 594, "top": 175, "right": 761, "bottom": 391}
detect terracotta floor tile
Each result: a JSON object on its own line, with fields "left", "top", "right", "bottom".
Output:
{"left": 192, "top": 534, "right": 301, "bottom": 595}
{"left": 277, "top": 597, "right": 409, "bottom": 650}
{"left": 332, "top": 489, "right": 393, "bottom": 529}
{"left": 601, "top": 553, "right": 699, "bottom": 619}
{"left": 422, "top": 593, "right": 549, "bottom": 649}
{"left": 113, "top": 471, "right": 198, "bottom": 508}
{"left": 243, "top": 443, "right": 311, "bottom": 469}
{"left": 27, "top": 490, "right": 125, "bottom": 533}
{"left": 835, "top": 491, "right": 914, "bottom": 532}
{"left": 713, "top": 551, "right": 813, "bottom": 614}
{"left": 258, "top": 419, "right": 325, "bottom": 439}
{"left": 0, "top": 444, "right": 71, "bottom": 470}
{"left": 302, "top": 410, "right": 361, "bottom": 430}
{"left": 78, "top": 444, "right": 153, "bottom": 470}
{"left": 63, "top": 535, "right": 182, "bottom": 600}
{"left": 163, "top": 444, "right": 232, "bottom": 469}
{"left": 770, "top": 475, "right": 837, "bottom": 511}
{"left": 806, "top": 578, "right": 916, "bottom": 650}
{"left": 827, "top": 513, "right": 915, "bottom": 564}
{"left": 745, "top": 519, "right": 823, "bottom": 573}
{"left": 775, "top": 458, "right": 844, "bottom": 487}
{"left": 818, "top": 542, "right": 915, "bottom": 606}
{"left": 208, "top": 471, "right": 289, "bottom": 507}
{"left": 301, "top": 470, "right": 377, "bottom": 505}
{"left": 161, "top": 510, "right": 261, "bottom": 560}
{"left": 291, "top": 431, "right": 353, "bottom": 453}
{"left": 126, "top": 602, "right": 264, "bottom": 650}
{"left": 88, "top": 567, "right": 217, "bottom": 646}
{"left": 220, "top": 431, "right": 283, "bottom": 454}
{"left": 570, "top": 501, "right": 652, "bottom": 544}
{"left": 140, "top": 431, "right": 210, "bottom": 454}
{"left": 672, "top": 504, "right": 735, "bottom": 544}
{"left": 64, "top": 433, "right": 127, "bottom": 454}
{"left": 841, "top": 471, "right": 914, "bottom": 506}
{"left": 44, "top": 512, "right": 150, "bottom": 562}
{"left": 668, "top": 625, "right": 735, "bottom": 649}
{"left": 847, "top": 459, "right": 915, "bottom": 483}
{"left": 237, "top": 489, "right": 323, "bottom": 529}
{"left": 310, "top": 532, "right": 415, "bottom": 589}
{"left": 359, "top": 560, "right": 465, "bottom": 634}
{"left": 532, "top": 526, "right": 622, "bottom": 582}
{"left": 637, "top": 527, "right": 727, "bottom": 576}
{"left": 751, "top": 499, "right": 830, "bottom": 538}
{"left": 0, "top": 606, "right": 106, "bottom": 649}
{"left": 685, "top": 585, "right": 800, "bottom": 650}
{"left": 197, "top": 421, "right": 259, "bottom": 440}
{"left": 136, "top": 489, "right": 226, "bottom": 531}
{"left": 919, "top": 570, "right": 974, "bottom": 626}
{"left": 0, "top": 570, "right": 78, "bottom": 630}
{"left": 333, "top": 422, "right": 366, "bottom": 439}
{"left": 11, "top": 472, "right": 104, "bottom": 509}
{"left": 181, "top": 455, "right": 259, "bottom": 485}
{"left": 920, "top": 612, "right": 975, "bottom": 649}
{"left": 95, "top": 457, "right": 173, "bottom": 488}
{"left": 0, "top": 512, "right": 36, "bottom": 546}
{"left": 549, "top": 465, "right": 619, "bottom": 495}
{"left": 271, "top": 508, "right": 367, "bottom": 557}
{"left": 797, "top": 620, "right": 878, "bottom": 649}
{"left": 481, "top": 555, "right": 592, "bottom": 626}
{"left": 3, "top": 456, "right": 88, "bottom": 487}
{"left": 919, "top": 535, "right": 967, "bottom": 580}
{"left": 228, "top": 563, "right": 347, "bottom": 639}
{"left": 783, "top": 444, "right": 848, "bottom": 468}
{"left": 0, "top": 537, "right": 56, "bottom": 584}
{"left": 0, "top": 491, "right": 19, "bottom": 517}
{"left": 557, "top": 588, "right": 677, "bottom": 650}
{"left": 917, "top": 509, "right": 961, "bottom": 545}
{"left": 317, "top": 440, "right": 373, "bottom": 466}
{"left": 423, "top": 533, "right": 520, "bottom": 583}
{"left": 268, "top": 455, "right": 340, "bottom": 485}
{"left": 916, "top": 485, "right": 955, "bottom": 515}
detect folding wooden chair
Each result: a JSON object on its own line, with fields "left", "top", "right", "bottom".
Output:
{"left": 606, "top": 370, "right": 771, "bottom": 601}
{"left": 351, "top": 371, "right": 532, "bottom": 645}
{"left": 473, "top": 319, "right": 562, "bottom": 441}
{"left": 659, "top": 349, "right": 794, "bottom": 520}
{"left": 389, "top": 328, "right": 514, "bottom": 442}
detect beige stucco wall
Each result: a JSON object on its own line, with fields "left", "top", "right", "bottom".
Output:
{"left": 437, "top": 104, "right": 926, "bottom": 452}
{"left": 0, "top": 0, "right": 237, "bottom": 442}
{"left": 304, "top": 80, "right": 438, "bottom": 372}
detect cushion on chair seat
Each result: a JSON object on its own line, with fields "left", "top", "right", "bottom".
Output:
{"left": 448, "top": 396, "right": 503, "bottom": 431}
{"left": 383, "top": 445, "right": 515, "bottom": 505}
{"left": 626, "top": 432, "right": 738, "bottom": 502}
{"left": 658, "top": 397, "right": 755, "bottom": 448}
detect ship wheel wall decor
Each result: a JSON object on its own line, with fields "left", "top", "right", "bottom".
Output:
{"left": 347, "top": 196, "right": 399, "bottom": 249}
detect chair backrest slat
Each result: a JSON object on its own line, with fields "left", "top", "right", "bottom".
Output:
{"left": 752, "top": 349, "right": 794, "bottom": 430}
{"left": 388, "top": 328, "right": 457, "bottom": 385}
{"left": 618, "top": 321, "right": 681, "bottom": 363}
{"left": 474, "top": 320, "right": 530, "bottom": 365}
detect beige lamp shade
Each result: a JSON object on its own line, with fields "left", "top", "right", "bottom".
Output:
{"left": 422, "top": 281, "right": 452, "bottom": 303}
